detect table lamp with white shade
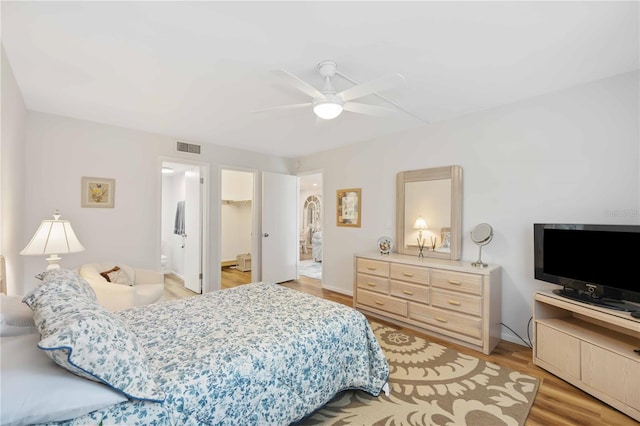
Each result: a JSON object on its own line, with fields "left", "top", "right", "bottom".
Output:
{"left": 413, "top": 216, "right": 428, "bottom": 258}
{"left": 20, "top": 211, "right": 85, "bottom": 270}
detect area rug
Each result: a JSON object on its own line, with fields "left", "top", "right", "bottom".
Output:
{"left": 299, "top": 259, "right": 322, "bottom": 280}
{"left": 297, "top": 321, "right": 539, "bottom": 426}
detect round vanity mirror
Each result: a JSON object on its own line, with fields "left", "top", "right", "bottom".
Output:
{"left": 470, "top": 223, "right": 493, "bottom": 268}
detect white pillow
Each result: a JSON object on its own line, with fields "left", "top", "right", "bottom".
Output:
{"left": 0, "top": 295, "right": 37, "bottom": 336}
{"left": 0, "top": 333, "right": 127, "bottom": 425}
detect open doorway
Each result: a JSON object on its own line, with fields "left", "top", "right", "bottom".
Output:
{"left": 160, "top": 160, "right": 208, "bottom": 295}
{"left": 220, "top": 169, "right": 254, "bottom": 289}
{"left": 298, "top": 172, "right": 323, "bottom": 282}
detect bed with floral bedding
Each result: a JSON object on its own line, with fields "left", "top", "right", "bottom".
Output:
{"left": 2, "top": 270, "right": 389, "bottom": 426}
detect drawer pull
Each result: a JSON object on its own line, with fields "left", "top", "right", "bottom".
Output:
{"left": 435, "top": 317, "right": 448, "bottom": 323}
{"left": 375, "top": 300, "right": 384, "bottom": 306}
{"left": 448, "top": 300, "right": 461, "bottom": 306}
{"left": 367, "top": 267, "right": 377, "bottom": 271}
{"left": 448, "top": 280, "right": 462, "bottom": 285}
{"left": 402, "top": 272, "right": 414, "bottom": 277}
{"left": 402, "top": 290, "right": 414, "bottom": 295}
{"left": 367, "top": 282, "right": 377, "bottom": 287}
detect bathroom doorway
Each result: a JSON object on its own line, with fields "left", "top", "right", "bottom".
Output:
{"left": 160, "top": 159, "right": 209, "bottom": 294}
{"left": 298, "top": 172, "right": 323, "bottom": 282}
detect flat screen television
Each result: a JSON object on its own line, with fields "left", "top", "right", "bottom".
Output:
{"left": 534, "top": 223, "right": 640, "bottom": 311}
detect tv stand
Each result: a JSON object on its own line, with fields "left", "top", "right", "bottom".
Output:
{"left": 554, "top": 288, "right": 639, "bottom": 312}
{"left": 534, "top": 291, "right": 640, "bottom": 421}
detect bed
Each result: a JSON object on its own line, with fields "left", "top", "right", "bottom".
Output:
{"left": 1, "top": 270, "right": 389, "bottom": 425}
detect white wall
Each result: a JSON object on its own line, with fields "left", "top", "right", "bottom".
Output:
{"left": 22, "top": 111, "right": 288, "bottom": 294}
{"left": 295, "top": 71, "right": 640, "bottom": 344}
{"left": 1, "top": 46, "right": 27, "bottom": 295}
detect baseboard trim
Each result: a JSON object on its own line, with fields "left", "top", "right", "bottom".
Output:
{"left": 321, "top": 283, "right": 353, "bottom": 297}
{"left": 221, "top": 260, "right": 237, "bottom": 267}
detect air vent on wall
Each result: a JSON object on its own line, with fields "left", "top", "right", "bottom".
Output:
{"left": 176, "top": 141, "right": 201, "bottom": 154}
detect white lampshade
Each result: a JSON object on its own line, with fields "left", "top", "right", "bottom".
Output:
{"left": 413, "top": 217, "right": 428, "bottom": 230}
{"left": 20, "top": 211, "right": 85, "bottom": 270}
{"left": 313, "top": 100, "right": 343, "bottom": 120}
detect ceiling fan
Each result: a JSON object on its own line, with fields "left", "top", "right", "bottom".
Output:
{"left": 257, "top": 60, "right": 406, "bottom": 120}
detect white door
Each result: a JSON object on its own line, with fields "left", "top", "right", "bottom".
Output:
{"left": 262, "top": 172, "right": 297, "bottom": 283}
{"left": 184, "top": 167, "right": 202, "bottom": 293}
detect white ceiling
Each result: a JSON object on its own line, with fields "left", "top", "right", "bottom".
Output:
{"left": 2, "top": 2, "right": 638, "bottom": 158}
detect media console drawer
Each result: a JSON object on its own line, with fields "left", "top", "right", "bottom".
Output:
{"left": 354, "top": 252, "right": 501, "bottom": 355}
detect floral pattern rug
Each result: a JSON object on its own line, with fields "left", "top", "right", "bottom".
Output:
{"left": 297, "top": 321, "right": 539, "bottom": 426}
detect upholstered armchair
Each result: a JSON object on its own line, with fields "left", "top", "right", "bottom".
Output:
{"left": 78, "top": 263, "right": 164, "bottom": 311}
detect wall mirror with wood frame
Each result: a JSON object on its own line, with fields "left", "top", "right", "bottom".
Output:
{"left": 396, "top": 166, "right": 462, "bottom": 260}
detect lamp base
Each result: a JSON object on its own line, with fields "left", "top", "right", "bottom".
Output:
{"left": 46, "top": 254, "right": 62, "bottom": 270}
{"left": 471, "top": 261, "right": 488, "bottom": 268}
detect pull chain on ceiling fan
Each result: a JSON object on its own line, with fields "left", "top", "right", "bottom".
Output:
{"left": 255, "top": 60, "right": 407, "bottom": 120}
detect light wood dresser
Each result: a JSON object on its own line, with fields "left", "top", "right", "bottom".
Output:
{"left": 353, "top": 252, "right": 501, "bottom": 355}
{"left": 534, "top": 291, "right": 640, "bottom": 421}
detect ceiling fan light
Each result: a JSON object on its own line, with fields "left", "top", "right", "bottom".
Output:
{"left": 313, "top": 101, "right": 343, "bottom": 120}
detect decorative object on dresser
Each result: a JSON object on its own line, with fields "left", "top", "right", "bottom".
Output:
{"left": 534, "top": 291, "right": 640, "bottom": 422}
{"left": 353, "top": 252, "right": 501, "bottom": 355}
{"left": 377, "top": 237, "right": 392, "bottom": 255}
{"left": 20, "top": 211, "right": 85, "bottom": 270}
{"left": 396, "top": 166, "right": 462, "bottom": 260}
{"left": 470, "top": 223, "right": 494, "bottom": 268}
{"left": 336, "top": 188, "right": 361, "bottom": 227}
{"left": 81, "top": 176, "right": 115, "bottom": 208}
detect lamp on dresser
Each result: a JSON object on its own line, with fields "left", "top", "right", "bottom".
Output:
{"left": 20, "top": 210, "right": 85, "bottom": 270}
{"left": 413, "top": 216, "right": 428, "bottom": 257}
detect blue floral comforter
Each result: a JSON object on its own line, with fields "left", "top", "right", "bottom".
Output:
{"left": 51, "top": 283, "right": 389, "bottom": 425}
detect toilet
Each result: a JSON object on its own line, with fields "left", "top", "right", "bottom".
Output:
{"left": 160, "top": 254, "right": 168, "bottom": 273}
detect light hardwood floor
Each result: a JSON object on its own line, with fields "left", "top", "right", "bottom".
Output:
{"left": 165, "top": 268, "right": 637, "bottom": 426}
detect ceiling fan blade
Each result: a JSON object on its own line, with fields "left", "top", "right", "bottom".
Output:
{"left": 252, "top": 103, "right": 312, "bottom": 113}
{"left": 273, "top": 69, "right": 324, "bottom": 99}
{"left": 343, "top": 102, "right": 400, "bottom": 117}
{"left": 338, "top": 73, "right": 405, "bottom": 102}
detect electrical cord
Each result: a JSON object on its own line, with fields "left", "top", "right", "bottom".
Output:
{"left": 500, "top": 317, "right": 533, "bottom": 349}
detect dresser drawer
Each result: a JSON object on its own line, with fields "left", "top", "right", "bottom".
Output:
{"left": 357, "top": 289, "right": 408, "bottom": 316}
{"left": 356, "top": 258, "right": 389, "bottom": 278}
{"left": 356, "top": 273, "right": 389, "bottom": 294}
{"left": 431, "top": 270, "right": 482, "bottom": 296}
{"left": 390, "top": 263, "right": 429, "bottom": 285}
{"left": 390, "top": 280, "right": 429, "bottom": 303}
{"left": 409, "top": 303, "right": 482, "bottom": 339}
{"left": 431, "top": 288, "right": 482, "bottom": 317}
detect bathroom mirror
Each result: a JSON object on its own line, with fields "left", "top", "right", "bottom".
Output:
{"left": 396, "top": 166, "right": 462, "bottom": 260}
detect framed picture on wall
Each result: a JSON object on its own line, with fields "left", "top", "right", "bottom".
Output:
{"left": 336, "top": 188, "right": 361, "bottom": 227}
{"left": 81, "top": 177, "right": 115, "bottom": 208}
